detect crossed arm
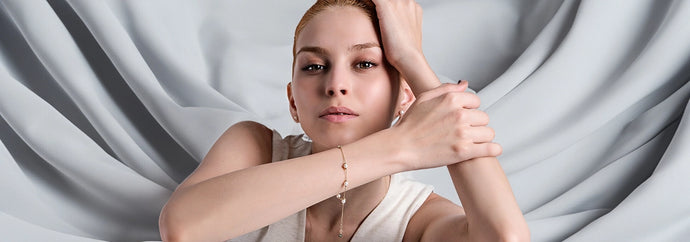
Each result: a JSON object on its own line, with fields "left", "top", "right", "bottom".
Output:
{"left": 158, "top": 0, "right": 529, "bottom": 241}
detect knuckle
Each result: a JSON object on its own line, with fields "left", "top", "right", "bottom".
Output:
{"left": 442, "top": 93, "right": 454, "bottom": 105}
{"left": 451, "top": 142, "right": 471, "bottom": 156}
{"left": 451, "top": 92, "right": 463, "bottom": 104}
{"left": 455, "top": 127, "right": 467, "bottom": 139}
{"left": 451, "top": 143, "right": 461, "bottom": 154}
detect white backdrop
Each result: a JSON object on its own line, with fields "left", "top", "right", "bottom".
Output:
{"left": 1, "top": 0, "right": 689, "bottom": 241}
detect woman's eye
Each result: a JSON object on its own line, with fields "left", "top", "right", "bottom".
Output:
{"left": 302, "top": 64, "right": 326, "bottom": 72}
{"left": 356, "top": 61, "right": 377, "bottom": 69}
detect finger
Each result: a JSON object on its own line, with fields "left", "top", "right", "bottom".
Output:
{"left": 465, "top": 126, "right": 495, "bottom": 143}
{"left": 416, "top": 2, "right": 423, "bottom": 26}
{"left": 371, "top": 0, "right": 391, "bottom": 13}
{"left": 458, "top": 92, "right": 481, "bottom": 109}
{"left": 416, "top": 83, "right": 468, "bottom": 102}
{"left": 453, "top": 108, "right": 488, "bottom": 126}
{"left": 443, "top": 92, "right": 480, "bottom": 109}
{"left": 463, "top": 109, "right": 490, "bottom": 126}
{"left": 469, "top": 143, "right": 503, "bottom": 158}
{"left": 371, "top": 0, "right": 392, "bottom": 22}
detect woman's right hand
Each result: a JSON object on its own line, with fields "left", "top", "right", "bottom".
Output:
{"left": 393, "top": 81, "right": 502, "bottom": 170}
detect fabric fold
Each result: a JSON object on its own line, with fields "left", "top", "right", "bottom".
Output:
{"left": 1, "top": 0, "right": 688, "bottom": 240}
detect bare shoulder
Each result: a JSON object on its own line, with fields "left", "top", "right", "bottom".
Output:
{"left": 219, "top": 121, "right": 274, "bottom": 148}
{"left": 176, "top": 121, "right": 273, "bottom": 191}
{"left": 404, "top": 192, "right": 468, "bottom": 242}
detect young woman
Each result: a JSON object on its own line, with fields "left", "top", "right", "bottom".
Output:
{"left": 159, "top": 0, "right": 529, "bottom": 241}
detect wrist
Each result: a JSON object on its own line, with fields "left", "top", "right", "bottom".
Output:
{"left": 379, "top": 126, "right": 416, "bottom": 172}
{"left": 393, "top": 52, "right": 440, "bottom": 94}
{"left": 389, "top": 50, "right": 425, "bottom": 73}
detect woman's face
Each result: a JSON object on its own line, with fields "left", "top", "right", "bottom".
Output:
{"left": 290, "top": 6, "right": 401, "bottom": 152}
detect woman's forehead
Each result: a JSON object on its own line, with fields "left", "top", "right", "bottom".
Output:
{"left": 295, "top": 6, "right": 380, "bottom": 51}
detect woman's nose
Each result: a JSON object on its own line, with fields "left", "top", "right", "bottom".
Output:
{"left": 324, "top": 66, "right": 351, "bottom": 97}
{"left": 327, "top": 89, "right": 347, "bottom": 96}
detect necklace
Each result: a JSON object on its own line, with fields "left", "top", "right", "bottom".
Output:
{"left": 336, "top": 145, "right": 349, "bottom": 238}
{"left": 305, "top": 208, "right": 346, "bottom": 241}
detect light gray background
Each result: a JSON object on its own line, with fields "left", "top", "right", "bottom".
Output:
{"left": 1, "top": 0, "right": 689, "bottom": 241}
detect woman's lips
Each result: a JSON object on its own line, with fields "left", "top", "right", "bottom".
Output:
{"left": 321, "top": 113, "right": 358, "bottom": 122}
{"left": 319, "top": 106, "right": 359, "bottom": 122}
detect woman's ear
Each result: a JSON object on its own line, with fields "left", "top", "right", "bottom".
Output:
{"left": 398, "top": 79, "right": 416, "bottom": 113}
{"left": 287, "top": 82, "right": 299, "bottom": 123}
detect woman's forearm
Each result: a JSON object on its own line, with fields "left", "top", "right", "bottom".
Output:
{"left": 395, "top": 52, "right": 441, "bottom": 95}
{"left": 159, "top": 129, "right": 407, "bottom": 241}
{"left": 390, "top": 40, "right": 529, "bottom": 240}
{"left": 447, "top": 157, "right": 530, "bottom": 241}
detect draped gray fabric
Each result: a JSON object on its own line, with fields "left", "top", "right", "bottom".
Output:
{"left": 1, "top": 0, "right": 688, "bottom": 241}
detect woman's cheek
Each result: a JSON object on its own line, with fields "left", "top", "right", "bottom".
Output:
{"left": 362, "top": 83, "right": 394, "bottom": 114}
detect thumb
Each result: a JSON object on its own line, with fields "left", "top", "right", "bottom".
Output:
{"left": 457, "top": 80, "right": 469, "bottom": 90}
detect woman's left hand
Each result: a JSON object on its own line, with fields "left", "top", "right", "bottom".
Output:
{"left": 372, "top": 0, "right": 437, "bottom": 94}
{"left": 371, "top": 0, "right": 423, "bottom": 67}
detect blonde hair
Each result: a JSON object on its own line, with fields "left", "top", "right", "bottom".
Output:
{"left": 292, "top": 0, "right": 380, "bottom": 59}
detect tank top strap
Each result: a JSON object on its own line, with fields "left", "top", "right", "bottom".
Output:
{"left": 271, "top": 130, "right": 311, "bottom": 162}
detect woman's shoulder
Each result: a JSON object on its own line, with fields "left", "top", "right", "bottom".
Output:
{"left": 224, "top": 121, "right": 312, "bottom": 162}
{"left": 227, "top": 120, "right": 272, "bottom": 136}
{"left": 176, "top": 121, "right": 274, "bottom": 190}
{"left": 214, "top": 121, "right": 275, "bottom": 160}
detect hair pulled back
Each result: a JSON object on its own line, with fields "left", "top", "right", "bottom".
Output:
{"left": 292, "top": 0, "right": 380, "bottom": 58}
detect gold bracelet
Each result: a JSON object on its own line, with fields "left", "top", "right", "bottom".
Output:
{"left": 335, "top": 145, "right": 348, "bottom": 238}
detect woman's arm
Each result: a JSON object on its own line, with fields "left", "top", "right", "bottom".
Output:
{"left": 159, "top": 83, "right": 496, "bottom": 241}
{"left": 372, "top": 0, "right": 529, "bottom": 241}
{"left": 159, "top": 122, "right": 407, "bottom": 241}
{"left": 446, "top": 158, "right": 530, "bottom": 241}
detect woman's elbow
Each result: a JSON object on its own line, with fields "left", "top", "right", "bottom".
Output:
{"left": 496, "top": 224, "right": 530, "bottom": 242}
{"left": 159, "top": 227, "right": 187, "bottom": 242}
{"left": 159, "top": 202, "right": 192, "bottom": 242}
{"left": 159, "top": 202, "right": 242, "bottom": 241}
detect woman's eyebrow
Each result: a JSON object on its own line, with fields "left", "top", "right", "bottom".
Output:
{"left": 296, "top": 46, "right": 328, "bottom": 56}
{"left": 296, "top": 42, "right": 380, "bottom": 56}
{"left": 350, "top": 42, "right": 381, "bottom": 52}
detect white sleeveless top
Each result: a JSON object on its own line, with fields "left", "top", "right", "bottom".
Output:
{"left": 230, "top": 131, "right": 434, "bottom": 241}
